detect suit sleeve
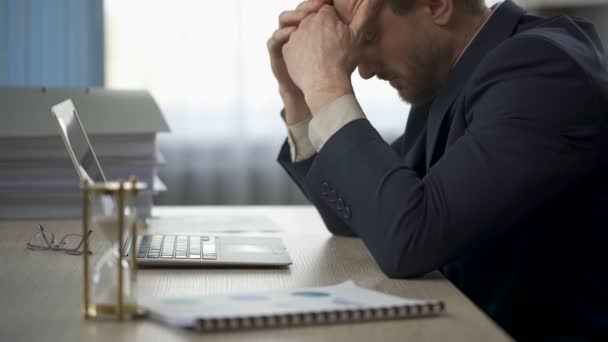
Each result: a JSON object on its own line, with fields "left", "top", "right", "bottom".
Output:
{"left": 278, "top": 141, "right": 356, "bottom": 236}
{"left": 277, "top": 117, "right": 413, "bottom": 237}
{"left": 295, "top": 35, "right": 602, "bottom": 278}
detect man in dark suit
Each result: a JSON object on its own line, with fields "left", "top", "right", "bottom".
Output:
{"left": 267, "top": 0, "right": 608, "bottom": 339}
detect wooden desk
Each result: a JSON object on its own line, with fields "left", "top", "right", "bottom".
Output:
{"left": 0, "top": 206, "right": 512, "bottom": 341}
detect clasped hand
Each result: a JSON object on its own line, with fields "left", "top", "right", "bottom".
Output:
{"left": 279, "top": 0, "right": 381, "bottom": 115}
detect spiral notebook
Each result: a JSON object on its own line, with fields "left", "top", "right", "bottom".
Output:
{"left": 141, "top": 281, "right": 445, "bottom": 332}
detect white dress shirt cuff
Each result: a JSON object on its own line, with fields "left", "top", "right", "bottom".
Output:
{"left": 286, "top": 116, "right": 316, "bottom": 162}
{"left": 308, "top": 94, "right": 366, "bottom": 152}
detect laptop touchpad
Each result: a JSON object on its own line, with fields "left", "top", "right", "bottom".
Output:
{"left": 224, "top": 244, "right": 273, "bottom": 254}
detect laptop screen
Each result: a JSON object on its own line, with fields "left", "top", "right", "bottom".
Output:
{"left": 51, "top": 99, "right": 107, "bottom": 184}
{"left": 52, "top": 99, "right": 116, "bottom": 217}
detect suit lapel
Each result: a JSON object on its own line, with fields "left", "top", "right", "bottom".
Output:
{"left": 425, "top": 0, "right": 526, "bottom": 171}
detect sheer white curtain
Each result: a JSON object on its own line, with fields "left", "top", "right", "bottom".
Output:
{"left": 104, "top": 0, "right": 410, "bottom": 204}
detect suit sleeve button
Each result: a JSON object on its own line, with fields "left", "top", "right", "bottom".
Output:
{"left": 328, "top": 190, "right": 337, "bottom": 202}
{"left": 321, "top": 182, "right": 330, "bottom": 197}
{"left": 321, "top": 182, "right": 331, "bottom": 198}
{"left": 336, "top": 198, "right": 345, "bottom": 211}
{"left": 343, "top": 206, "right": 352, "bottom": 219}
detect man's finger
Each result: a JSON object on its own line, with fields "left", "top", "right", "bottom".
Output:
{"left": 295, "top": 0, "right": 326, "bottom": 12}
{"left": 318, "top": 4, "right": 338, "bottom": 15}
{"left": 316, "top": 4, "right": 340, "bottom": 23}
{"left": 279, "top": 10, "right": 311, "bottom": 28}
{"left": 280, "top": 0, "right": 328, "bottom": 28}
{"left": 268, "top": 26, "right": 298, "bottom": 55}
{"left": 349, "top": 0, "right": 383, "bottom": 37}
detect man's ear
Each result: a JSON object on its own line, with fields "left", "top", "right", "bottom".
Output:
{"left": 424, "top": 0, "right": 453, "bottom": 26}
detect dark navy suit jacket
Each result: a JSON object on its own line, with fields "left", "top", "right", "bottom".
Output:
{"left": 278, "top": 1, "right": 608, "bottom": 340}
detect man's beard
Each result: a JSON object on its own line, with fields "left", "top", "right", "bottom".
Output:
{"left": 398, "top": 40, "right": 445, "bottom": 105}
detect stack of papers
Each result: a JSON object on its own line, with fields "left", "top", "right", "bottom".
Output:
{"left": 0, "top": 87, "right": 170, "bottom": 219}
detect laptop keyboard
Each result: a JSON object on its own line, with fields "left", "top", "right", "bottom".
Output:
{"left": 137, "top": 235, "right": 217, "bottom": 260}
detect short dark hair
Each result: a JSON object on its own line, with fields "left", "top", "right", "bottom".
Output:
{"left": 388, "top": 0, "right": 486, "bottom": 15}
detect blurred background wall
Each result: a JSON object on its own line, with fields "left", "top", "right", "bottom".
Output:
{"left": 0, "top": 0, "right": 104, "bottom": 87}
{"left": 1, "top": 0, "right": 606, "bottom": 206}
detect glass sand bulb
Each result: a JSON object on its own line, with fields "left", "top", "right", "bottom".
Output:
{"left": 88, "top": 192, "right": 138, "bottom": 317}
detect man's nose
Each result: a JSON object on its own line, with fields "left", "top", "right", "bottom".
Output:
{"left": 358, "top": 62, "right": 377, "bottom": 80}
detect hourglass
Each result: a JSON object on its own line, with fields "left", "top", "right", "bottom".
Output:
{"left": 81, "top": 176, "right": 146, "bottom": 320}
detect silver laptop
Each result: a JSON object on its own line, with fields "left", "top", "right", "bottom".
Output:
{"left": 51, "top": 99, "right": 292, "bottom": 267}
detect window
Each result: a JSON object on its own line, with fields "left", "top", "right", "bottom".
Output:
{"left": 104, "top": 0, "right": 409, "bottom": 144}
{"left": 104, "top": 0, "right": 409, "bottom": 204}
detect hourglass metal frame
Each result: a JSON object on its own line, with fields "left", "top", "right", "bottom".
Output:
{"left": 81, "top": 177, "right": 146, "bottom": 320}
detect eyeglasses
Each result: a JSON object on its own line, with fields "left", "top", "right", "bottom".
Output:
{"left": 27, "top": 224, "right": 92, "bottom": 256}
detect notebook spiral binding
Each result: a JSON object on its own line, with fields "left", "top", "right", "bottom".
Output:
{"left": 194, "top": 300, "right": 445, "bottom": 332}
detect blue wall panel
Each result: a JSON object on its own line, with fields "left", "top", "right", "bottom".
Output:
{"left": 0, "top": 0, "right": 104, "bottom": 87}
{"left": 7, "top": 0, "right": 27, "bottom": 84}
{"left": 0, "top": 1, "right": 6, "bottom": 81}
